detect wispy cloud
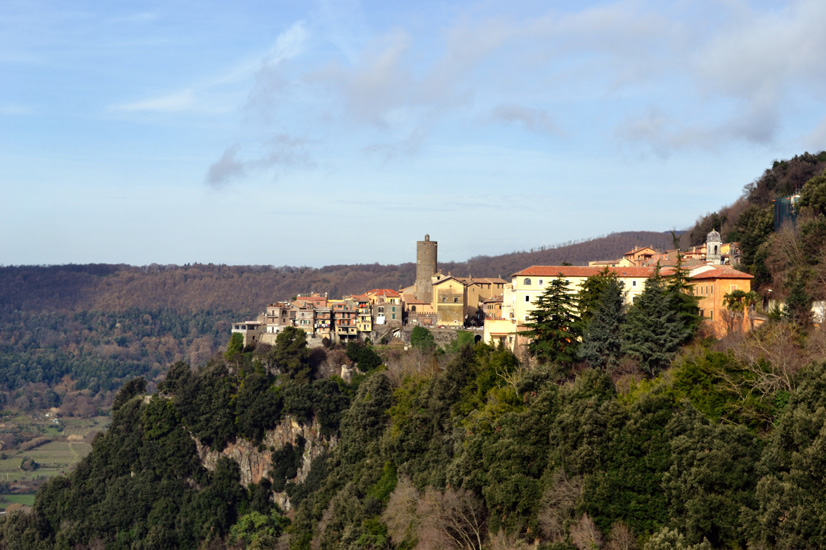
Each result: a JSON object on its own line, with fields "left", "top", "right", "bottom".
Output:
{"left": 0, "top": 103, "right": 35, "bottom": 115}
{"left": 490, "top": 104, "right": 562, "bottom": 135}
{"left": 205, "top": 135, "right": 316, "bottom": 188}
{"left": 111, "top": 89, "right": 195, "bottom": 113}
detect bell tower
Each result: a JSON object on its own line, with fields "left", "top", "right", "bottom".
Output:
{"left": 706, "top": 229, "right": 722, "bottom": 265}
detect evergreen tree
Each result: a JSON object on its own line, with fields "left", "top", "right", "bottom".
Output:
{"left": 783, "top": 272, "right": 813, "bottom": 328}
{"left": 268, "top": 326, "right": 314, "bottom": 383}
{"left": 622, "top": 270, "right": 689, "bottom": 376}
{"left": 523, "top": 277, "right": 582, "bottom": 366}
{"left": 411, "top": 326, "right": 436, "bottom": 352}
{"left": 578, "top": 268, "right": 617, "bottom": 328}
{"left": 666, "top": 255, "right": 702, "bottom": 342}
{"left": 579, "top": 277, "right": 626, "bottom": 371}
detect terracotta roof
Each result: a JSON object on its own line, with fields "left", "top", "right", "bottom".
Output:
{"left": 482, "top": 294, "right": 504, "bottom": 303}
{"left": 436, "top": 276, "right": 508, "bottom": 287}
{"left": 512, "top": 266, "right": 658, "bottom": 278}
{"left": 689, "top": 267, "right": 754, "bottom": 280}
{"left": 367, "top": 288, "right": 401, "bottom": 297}
{"left": 624, "top": 246, "right": 657, "bottom": 256}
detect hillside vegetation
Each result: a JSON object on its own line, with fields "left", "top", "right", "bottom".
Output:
{"left": 2, "top": 312, "right": 826, "bottom": 549}
{"left": 0, "top": 231, "right": 673, "bottom": 413}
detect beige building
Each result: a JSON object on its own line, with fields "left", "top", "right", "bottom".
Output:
{"left": 432, "top": 276, "right": 508, "bottom": 327}
{"left": 485, "top": 265, "right": 657, "bottom": 348}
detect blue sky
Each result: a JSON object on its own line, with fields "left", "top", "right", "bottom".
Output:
{"left": 2, "top": 0, "right": 825, "bottom": 266}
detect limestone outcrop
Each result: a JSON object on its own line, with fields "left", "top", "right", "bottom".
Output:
{"left": 194, "top": 415, "right": 337, "bottom": 510}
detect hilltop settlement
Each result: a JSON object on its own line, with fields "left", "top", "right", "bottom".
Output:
{"left": 234, "top": 230, "right": 761, "bottom": 352}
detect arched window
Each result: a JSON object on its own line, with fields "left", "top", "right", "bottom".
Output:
{"left": 523, "top": 278, "right": 532, "bottom": 285}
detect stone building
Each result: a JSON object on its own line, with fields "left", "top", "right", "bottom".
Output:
{"left": 415, "top": 234, "right": 438, "bottom": 302}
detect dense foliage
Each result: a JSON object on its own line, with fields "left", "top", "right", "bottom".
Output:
{"left": 3, "top": 312, "right": 826, "bottom": 549}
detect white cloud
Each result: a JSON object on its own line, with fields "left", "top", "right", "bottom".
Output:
{"left": 111, "top": 89, "right": 195, "bottom": 113}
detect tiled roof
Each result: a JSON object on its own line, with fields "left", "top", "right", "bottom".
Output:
{"left": 624, "top": 246, "right": 657, "bottom": 256}
{"left": 689, "top": 267, "right": 754, "bottom": 280}
{"left": 367, "top": 288, "right": 401, "bottom": 297}
{"left": 437, "top": 276, "right": 509, "bottom": 287}
{"left": 512, "top": 266, "right": 658, "bottom": 278}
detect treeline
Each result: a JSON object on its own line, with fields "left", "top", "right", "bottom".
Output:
{"left": 4, "top": 313, "right": 826, "bottom": 548}
{"left": 0, "top": 232, "right": 677, "bottom": 314}
{"left": 0, "top": 308, "right": 236, "bottom": 413}
{"left": 461, "top": 231, "right": 677, "bottom": 277}
{"left": 0, "top": 231, "right": 677, "bottom": 409}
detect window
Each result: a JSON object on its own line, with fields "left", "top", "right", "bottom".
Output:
{"left": 392, "top": 314, "right": 396, "bottom": 319}
{"left": 632, "top": 280, "right": 637, "bottom": 287}
{"left": 525, "top": 295, "right": 530, "bottom": 302}
{"left": 453, "top": 297, "right": 459, "bottom": 303}
{"left": 523, "top": 278, "right": 531, "bottom": 285}
{"left": 411, "top": 306, "right": 417, "bottom": 312}
{"left": 538, "top": 279, "right": 544, "bottom": 286}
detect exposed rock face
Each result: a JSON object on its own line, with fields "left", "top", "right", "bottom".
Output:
{"left": 194, "top": 416, "right": 337, "bottom": 510}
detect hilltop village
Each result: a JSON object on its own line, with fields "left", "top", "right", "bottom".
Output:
{"left": 233, "top": 231, "right": 756, "bottom": 351}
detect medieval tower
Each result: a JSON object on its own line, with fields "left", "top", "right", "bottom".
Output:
{"left": 415, "top": 234, "right": 438, "bottom": 301}
{"left": 706, "top": 228, "right": 722, "bottom": 265}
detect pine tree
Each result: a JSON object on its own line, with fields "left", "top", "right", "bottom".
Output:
{"left": 622, "top": 271, "right": 690, "bottom": 376}
{"left": 783, "top": 272, "right": 813, "bottom": 327}
{"left": 579, "top": 277, "right": 625, "bottom": 371}
{"left": 523, "top": 277, "right": 582, "bottom": 365}
{"left": 666, "top": 255, "right": 702, "bottom": 342}
{"left": 578, "top": 267, "right": 616, "bottom": 327}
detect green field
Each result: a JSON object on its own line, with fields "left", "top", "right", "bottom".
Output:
{"left": 0, "top": 494, "right": 35, "bottom": 510}
{"left": 0, "top": 413, "right": 109, "bottom": 487}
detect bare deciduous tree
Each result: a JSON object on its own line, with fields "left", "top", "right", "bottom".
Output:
{"left": 605, "top": 521, "right": 637, "bottom": 550}
{"left": 537, "top": 471, "right": 583, "bottom": 542}
{"left": 383, "top": 475, "right": 420, "bottom": 547}
{"left": 570, "top": 513, "right": 604, "bottom": 550}
{"left": 416, "top": 486, "right": 486, "bottom": 550}
{"left": 722, "top": 322, "right": 805, "bottom": 395}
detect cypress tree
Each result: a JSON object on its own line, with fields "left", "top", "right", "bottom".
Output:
{"left": 523, "top": 277, "right": 582, "bottom": 366}
{"left": 622, "top": 270, "right": 690, "bottom": 376}
{"left": 579, "top": 277, "right": 626, "bottom": 371}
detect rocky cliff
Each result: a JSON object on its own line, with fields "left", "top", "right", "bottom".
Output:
{"left": 195, "top": 415, "right": 337, "bottom": 510}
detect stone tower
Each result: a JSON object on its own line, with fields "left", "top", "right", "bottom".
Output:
{"left": 706, "top": 228, "right": 722, "bottom": 265}
{"left": 416, "top": 234, "right": 438, "bottom": 301}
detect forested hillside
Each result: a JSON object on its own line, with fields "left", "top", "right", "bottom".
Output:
{"left": 2, "top": 311, "right": 826, "bottom": 549}
{"left": 0, "top": 231, "right": 673, "bottom": 412}
{"left": 688, "top": 151, "right": 826, "bottom": 294}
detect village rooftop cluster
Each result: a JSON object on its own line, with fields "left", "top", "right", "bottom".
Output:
{"left": 233, "top": 232, "right": 756, "bottom": 351}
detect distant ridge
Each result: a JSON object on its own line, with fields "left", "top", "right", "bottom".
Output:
{"left": 0, "top": 231, "right": 677, "bottom": 312}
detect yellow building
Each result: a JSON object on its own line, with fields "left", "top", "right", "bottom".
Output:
{"left": 688, "top": 265, "right": 755, "bottom": 336}
{"left": 353, "top": 295, "right": 373, "bottom": 334}
{"left": 431, "top": 276, "right": 508, "bottom": 327}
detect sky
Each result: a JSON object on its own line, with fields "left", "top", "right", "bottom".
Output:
{"left": 2, "top": 0, "right": 826, "bottom": 267}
